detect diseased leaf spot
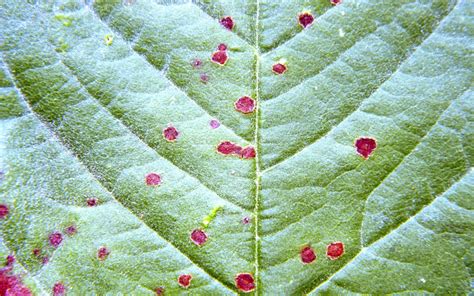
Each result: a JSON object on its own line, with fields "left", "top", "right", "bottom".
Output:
{"left": 97, "top": 246, "right": 110, "bottom": 261}
{"left": 300, "top": 246, "right": 316, "bottom": 264}
{"left": 65, "top": 225, "right": 77, "bottom": 236}
{"left": 163, "top": 125, "right": 179, "bottom": 142}
{"left": 6, "top": 255, "right": 15, "bottom": 267}
{"left": 86, "top": 198, "right": 98, "bottom": 207}
{"left": 298, "top": 12, "right": 314, "bottom": 28}
{"left": 355, "top": 137, "right": 377, "bottom": 159}
{"left": 331, "top": 0, "right": 343, "bottom": 5}
{"left": 326, "top": 241, "right": 344, "bottom": 260}
{"left": 192, "top": 59, "right": 202, "bottom": 68}
{"left": 235, "top": 273, "right": 255, "bottom": 292}
{"left": 272, "top": 61, "right": 287, "bottom": 75}
{"left": 220, "top": 16, "right": 234, "bottom": 30}
{"left": 217, "top": 141, "right": 242, "bottom": 155}
{"left": 190, "top": 229, "right": 208, "bottom": 246}
{"left": 42, "top": 256, "right": 49, "bottom": 265}
{"left": 239, "top": 146, "right": 256, "bottom": 159}
{"left": 234, "top": 96, "right": 255, "bottom": 114}
{"left": 0, "top": 204, "right": 9, "bottom": 219}
{"left": 53, "top": 282, "right": 66, "bottom": 296}
{"left": 217, "top": 43, "right": 228, "bottom": 51}
{"left": 200, "top": 73, "right": 209, "bottom": 83}
{"left": 155, "top": 286, "right": 165, "bottom": 295}
{"left": 211, "top": 50, "right": 228, "bottom": 65}
{"left": 146, "top": 173, "right": 162, "bottom": 186}
{"left": 32, "top": 249, "right": 41, "bottom": 257}
{"left": 48, "top": 232, "right": 63, "bottom": 248}
{"left": 104, "top": 34, "right": 113, "bottom": 46}
{"left": 209, "top": 119, "right": 220, "bottom": 129}
{"left": 178, "top": 274, "right": 192, "bottom": 288}
{"left": 242, "top": 216, "right": 250, "bottom": 224}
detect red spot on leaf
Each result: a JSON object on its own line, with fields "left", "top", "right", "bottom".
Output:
{"left": 300, "top": 246, "right": 316, "bottom": 264}
{"left": 6, "top": 255, "right": 15, "bottom": 267}
{"left": 163, "top": 125, "right": 179, "bottom": 142}
{"left": 200, "top": 73, "right": 209, "bottom": 83}
{"left": 217, "top": 43, "right": 227, "bottom": 51}
{"left": 234, "top": 96, "right": 255, "bottom": 114}
{"left": 53, "top": 282, "right": 66, "bottom": 296}
{"left": 178, "top": 274, "right": 192, "bottom": 288}
{"left": 239, "top": 146, "right": 256, "bottom": 159}
{"left": 355, "top": 137, "right": 377, "bottom": 159}
{"left": 211, "top": 50, "right": 228, "bottom": 65}
{"left": 0, "top": 204, "right": 9, "bottom": 219}
{"left": 298, "top": 12, "right": 314, "bottom": 28}
{"left": 217, "top": 141, "right": 242, "bottom": 155}
{"left": 32, "top": 249, "right": 41, "bottom": 257}
{"left": 272, "top": 63, "right": 287, "bottom": 75}
{"left": 209, "top": 119, "right": 220, "bottom": 129}
{"left": 42, "top": 256, "right": 49, "bottom": 265}
{"left": 155, "top": 286, "right": 165, "bottom": 295}
{"left": 65, "top": 225, "right": 77, "bottom": 236}
{"left": 331, "top": 0, "right": 342, "bottom": 5}
{"left": 191, "top": 59, "right": 202, "bottom": 68}
{"left": 220, "top": 16, "right": 234, "bottom": 30}
{"left": 190, "top": 229, "right": 208, "bottom": 246}
{"left": 326, "top": 241, "right": 344, "bottom": 260}
{"left": 48, "top": 232, "right": 63, "bottom": 248}
{"left": 235, "top": 273, "right": 255, "bottom": 292}
{"left": 97, "top": 246, "right": 110, "bottom": 260}
{"left": 86, "top": 198, "right": 97, "bottom": 207}
{"left": 146, "top": 173, "right": 162, "bottom": 186}
{"left": 242, "top": 216, "right": 250, "bottom": 224}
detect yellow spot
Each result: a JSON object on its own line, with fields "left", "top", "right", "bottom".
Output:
{"left": 104, "top": 34, "right": 114, "bottom": 46}
{"left": 202, "top": 206, "right": 223, "bottom": 228}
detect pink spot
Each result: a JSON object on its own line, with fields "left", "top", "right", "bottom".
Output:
{"left": 42, "top": 256, "right": 49, "bottom": 265}
{"left": 355, "top": 137, "right": 377, "bottom": 159}
{"left": 155, "top": 287, "right": 164, "bottom": 295}
{"left": 217, "top": 43, "right": 227, "bottom": 51}
{"left": 300, "top": 246, "right": 316, "bottom": 264}
{"left": 48, "top": 232, "right": 63, "bottom": 248}
{"left": 32, "top": 249, "right": 41, "bottom": 257}
{"left": 163, "top": 125, "right": 179, "bottom": 142}
{"left": 0, "top": 204, "right": 9, "bottom": 219}
{"left": 235, "top": 273, "right": 255, "bottom": 292}
{"left": 146, "top": 173, "right": 162, "bottom": 186}
{"left": 86, "top": 198, "right": 97, "bottom": 207}
{"left": 242, "top": 216, "right": 250, "bottom": 224}
{"left": 298, "top": 12, "right": 314, "bottom": 28}
{"left": 190, "top": 229, "right": 208, "bottom": 246}
{"left": 209, "top": 119, "right": 220, "bottom": 129}
{"left": 217, "top": 141, "right": 242, "bottom": 155}
{"left": 6, "top": 255, "right": 15, "bottom": 267}
{"left": 327, "top": 241, "right": 344, "bottom": 260}
{"left": 220, "top": 16, "right": 234, "bottom": 30}
{"left": 211, "top": 50, "right": 228, "bottom": 65}
{"left": 272, "top": 63, "right": 287, "bottom": 75}
{"left": 200, "top": 73, "right": 209, "bottom": 83}
{"left": 239, "top": 146, "right": 256, "bottom": 159}
{"left": 178, "top": 274, "right": 192, "bottom": 288}
{"left": 191, "top": 59, "right": 202, "bottom": 68}
{"left": 97, "top": 246, "right": 110, "bottom": 260}
{"left": 53, "top": 282, "right": 66, "bottom": 296}
{"left": 331, "top": 0, "right": 342, "bottom": 5}
{"left": 234, "top": 96, "right": 255, "bottom": 114}
{"left": 65, "top": 225, "right": 77, "bottom": 236}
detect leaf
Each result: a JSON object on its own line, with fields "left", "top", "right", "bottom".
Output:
{"left": 0, "top": 0, "right": 472, "bottom": 294}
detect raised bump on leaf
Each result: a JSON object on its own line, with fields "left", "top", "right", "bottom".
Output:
{"left": 65, "top": 225, "right": 77, "bottom": 236}
{"left": 145, "top": 173, "right": 162, "bottom": 186}
{"left": 48, "top": 232, "right": 63, "bottom": 248}
{"left": 219, "top": 16, "right": 234, "bottom": 30}
{"left": 209, "top": 119, "right": 220, "bottom": 129}
{"left": 298, "top": 11, "right": 314, "bottom": 28}
{"left": 272, "top": 60, "right": 287, "bottom": 75}
{"left": 234, "top": 96, "right": 255, "bottom": 114}
{"left": 178, "top": 274, "right": 192, "bottom": 288}
{"left": 235, "top": 273, "right": 255, "bottom": 292}
{"left": 0, "top": 204, "right": 9, "bottom": 219}
{"left": 217, "top": 141, "right": 242, "bottom": 155}
{"left": 217, "top": 43, "right": 227, "bottom": 51}
{"left": 355, "top": 137, "right": 377, "bottom": 159}
{"left": 163, "top": 125, "right": 179, "bottom": 142}
{"left": 326, "top": 241, "right": 344, "bottom": 260}
{"left": 53, "top": 282, "right": 66, "bottom": 296}
{"left": 239, "top": 146, "right": 256, "bottom": 159}
{"left": 211, "top": 50, "right": 228, "bottom": 65}
{"left": 300, "top": 246, "right": 316, "bottom": 264}
{"left": 190, "top": 229, "right": 208, "bottom": 246}
{"left": 86, "top": 198, "right": 97, "bottom": 207}
{"left": 97, "top": 246, "right": 110, "bottom": 260}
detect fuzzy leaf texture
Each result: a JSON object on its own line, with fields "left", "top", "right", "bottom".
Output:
{"left": 0, "top": 0, "right": 473, "bottom": 295}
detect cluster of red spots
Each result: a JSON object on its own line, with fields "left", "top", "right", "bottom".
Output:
{"left": 190, "top": 229, "right": 208, "bottom": 246}
{"left": 178, "top": 274, "right": 192, "bottom": 288}
{"left": 326, "top": 241, "right": 344, "bottom": 260}
{"left": 211, "top": 43, "right": 229, "bottom": 65}
{"left": 146, "top": 172, "right": 162, "bottom": 186}
{"left": 216, "top": 141, "right": 256, "bottom": 159}
{"left": 0, "top": 204, "right": 9, "bottom": 219}
{"left": 163, "top": 125, "right": 179, "bottom": 142}
{"left": 235, "top": 273, "right": 255, "bottom": 292}
{"left": 97, "top": 246, "right": 110, "bottom": 261}
{"left": 298, "top": 11, "right": 314, "bottom": 28}
{"left": 300, "top": 246, "right": 316, "bottom": 264}
{"left": 65, "top": 225, "right": 77, "bottom": 236}
{"left": 49, "top": 232, "right": 63, "bottom": 248}
{"left": 219, "top": 16, "right": 234, "bottom": 30}
{"left": 355, "top": 137, "right": 377, "bottom": 159}
{"left": 0, "top": 255, "right": 32, "bottom": 296}
{"left": 209, "top": 119, "right": 220, "bottom": 129}
{"left": 86, "top": 197, "right": 98, "bottom": 207}
{"left": 331, "top": 0, "right": 343, "bottom": 5}
{"left": 234, "top": 96, "right": 255, "bottom": 114}
{"left": 52, "top": 282, "right": 66, "bottom": 296}
{"left": 272, "top": 62, "right": 287, "bottom": 75}
{"left": 155, "top": 286, "right": 165, "bottom": 295}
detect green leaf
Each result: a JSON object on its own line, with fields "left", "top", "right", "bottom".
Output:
{"left": 0, "top": 0, "right": 472, "bottom": 294}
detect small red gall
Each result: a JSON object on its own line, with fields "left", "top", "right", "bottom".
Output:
{"left": 32, "top": 249, "right": 41, "bottom": 257}
{"left": 146, "top": 173, "right": 162, "bottom": 186}
{"left": 326, "top": 241, "right": 344, "bottom": 260}
{"left": 163, "top": 125, "right": 179, "bottom": 142}
{"left": 200, "top": 73, "right": 209, "bottom": 83}
{"left": 53, "top": 282, "right": 66, "bottom": 296}
{"left": 239, "top": 146, "right": 256, "bottom": 159}
{"left": 0, "top": 204, "right": 9, "bottom": 219}
{"left": 6, "top": 255, "right": 15, "bottom": 267}
{"left": 234, "top": 96, "right": 255, "bottom": 114}
{"left": 97, "top": 246, "right": 110, "bottom": 260}
{"left": 178, "top": 274, "right": 192, "bottom": 288}
{"left": 272, "top": 63, "right": 287, "bottom": 75}
{"left": 48, "top": 232, "right": 63, "bottom": 248}
{"left": 242, "top": 216, "right": 250, "bottom": 224}
{"left": 235, "top": 273, "right": 255, "bottom": 292}
{"left": 155, "top": 287, "right": 165, "bottom": 295}
{"left": 42, "top": 256, "right": 49, "bottom": 265}
{"left": 220, "top": 16, "right": 234, "bottom": 30}
{"left": 331, "top": 0, "right": 342, "bottom": 5}
{"left": 209, "top": 119, "right": 220, "bottom": 129}
{"left": 211, "top": 50, "right": 228, "bottom": 65}
{"left": 190, "top": 229, "right": 208, "bottom": 246}
{"left": 217, "top": 141, "right": 242, "bottom": 155}
{"left": 298, "top": 12, "right": 314, "bottom": 28}
{"left": 65, "top": 225, "right": 77, "bottom": 236}
{"left": 217, "top": 43, "right": 227, "bottom": 51}
{"left": 300, "top": 246, "right": 316, "bottom": 264}
{"left": 191, "top": 59, "right": 202, "bottom": 68}
{"left": 355, "top": 137, "right": 377, "bottom": 159}
{"left": 86, "top": 198, "right": 97, "bottom": 207}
